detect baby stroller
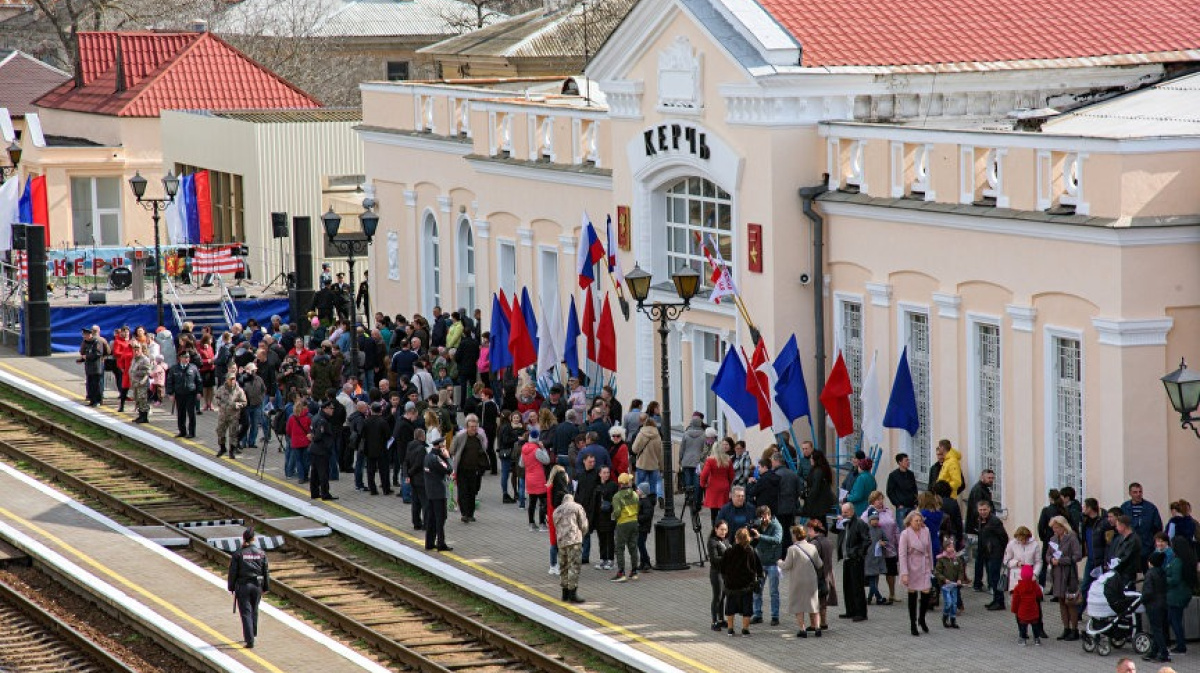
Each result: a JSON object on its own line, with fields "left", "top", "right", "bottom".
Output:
{"left": 1081, "top": 570, "right": 1151, "bottom": 657}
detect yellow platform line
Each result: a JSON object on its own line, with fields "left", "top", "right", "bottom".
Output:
{"left": 1, "top": 363, "right": 717, "bottom": 673}
{"left": 0, "top": 504, "right": 282, "bottom": 672}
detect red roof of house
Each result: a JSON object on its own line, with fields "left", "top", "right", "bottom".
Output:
{"left": 755, "top": 0, "right": 1200, "bottom": 68}
{"left": 0, "top": 51, "right": 69, "bottom": 116}
{"left": 36, "top": 31, "right": 320, "bottom": 116}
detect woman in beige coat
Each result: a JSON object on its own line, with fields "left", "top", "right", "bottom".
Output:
{"left": 630, "top": 416, "right": 663, "bottom": 502}
{"left": 1002, "top": 526, "right": 1042, "bottom": 592}
{"left": 778, "top": 525, "right": 823, "bottom": 638}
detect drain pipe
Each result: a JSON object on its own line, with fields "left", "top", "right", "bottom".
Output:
{"left": 798, "top": 178, "right": 828, "bottom": 455}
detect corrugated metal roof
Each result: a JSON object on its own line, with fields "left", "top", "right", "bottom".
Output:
{"left": 421, "top": 0, "right": 634, "bottom": 59}
{"left": 219, "top": 0, "right": 494, "bottom": 39}
{"left": 1044, "top": 71, "right": 1200, "bottom": 138}
{"left": 212, "top": 108, "right": 362, "bottom": 123}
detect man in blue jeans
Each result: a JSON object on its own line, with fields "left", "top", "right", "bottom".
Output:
{"left": 750, "top": 505, "right": 783, "bottom": 625}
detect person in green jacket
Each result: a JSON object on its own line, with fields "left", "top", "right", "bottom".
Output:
{"left": 847, "top": 457, "right": 877, "bottom": 516}
{"left": 1161, "top": 532, "right": 1194, "bottom": 655}
{"left": 610, "top": 473, "right": 640, "bottom": 582}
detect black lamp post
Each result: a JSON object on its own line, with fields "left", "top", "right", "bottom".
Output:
{"left": 1161, "top": 358, "right": 1200, "bottom": 439}
{"left": 0, "top": 141, "right": 21, "bottom": 183}
{"left": 129, "top": 170, "right": 179, "bottom": 328}
{"left": 625, "top": 262, "right": 700, "bottom": 571}
{"left": 322, "top": 205, "right": 378, "bottom": 382}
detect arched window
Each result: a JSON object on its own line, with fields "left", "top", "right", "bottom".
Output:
{"left": 456, "top": 217, "right": 476, "bottom": 314}
{"left": 422, "top": 213, "right": 440, "bottom": 313}
{"left": 664, "top": 177, "right": 732, "bottom": 288}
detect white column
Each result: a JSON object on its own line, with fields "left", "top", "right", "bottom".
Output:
{"left": 933, "top": 292, "right": 962, "bottom": 447}
{"left": 474, "top": 218, "right": 491, "bottom": 307}
{"left": 1005, "top": 304, "right": 1036, "bottom": 520}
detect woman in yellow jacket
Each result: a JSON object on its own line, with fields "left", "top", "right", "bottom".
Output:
{"left": 933, "top": 440, "right": 963, "bottom": 496}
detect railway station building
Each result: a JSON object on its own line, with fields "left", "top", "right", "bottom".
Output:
{"left": 358, "top": 0, "right": 1200, "bottom": 527}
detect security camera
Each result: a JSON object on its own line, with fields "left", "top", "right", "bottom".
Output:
{"left": 798, "top": 272, "right": 812, "bottom": 286}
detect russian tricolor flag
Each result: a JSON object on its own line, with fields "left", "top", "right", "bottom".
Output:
{"left": 576, "top": 213, "right": 605, "bottom": 289}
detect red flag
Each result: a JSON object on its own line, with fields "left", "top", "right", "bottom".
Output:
{"left": 498, "top": 288, "right": 510, "bottom": 316}
{"left": 744, "top": 339, "right": 774, "bottom": 429}
{"left": 820, "top": 351, "right": 856, "bottom": 438}
{"left": 30, "top": 175, "right": 49, "bottom": 246}
{"left": 507, "top": 295, "right": 537, "bottom": 370}
{"left": 193, "top": 170, "right": 214, "bottom": 244}
{"left": 581, "top": 286, "right": 596, "bottom": 362}
{"left": 597, "top": 293, "right": 617, "bottom": 371}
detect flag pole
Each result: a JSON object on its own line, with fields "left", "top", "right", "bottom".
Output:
{"left": 697, "top": 232, "right": 761, "bottom": 344}
{"left": 806, "top": 415, "right": 821, "bottom": 454}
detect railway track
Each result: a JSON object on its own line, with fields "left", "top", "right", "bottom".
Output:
{"left": 0, "top": 573, "right": 141, "bottom": 672}
{"left": 0, "top": 403, "right": 589, "bottom": 673}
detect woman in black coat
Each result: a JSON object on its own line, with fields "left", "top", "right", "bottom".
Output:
{"left": 801, "top": 450, "right": 836, "bottom": 521}
{"left": 721, "top": 527, "right": 763, "bottom": 636}
{"left": 589, "top": 466, "right": 619, "bottom": 570}
{"left": 708, "top": 520, "right": 732, "bottom": 630}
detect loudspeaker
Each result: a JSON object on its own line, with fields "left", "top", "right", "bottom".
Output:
{"left": 88, "top": 291, "right": 107, "bottom": 305}
{"left": 227, "top": 286, "right": 247, "bottom": 299}
{"left": 271, "top": 212, "right": 289, "bottom": 239}
{"left": 11, "top": 223, "right": 26, "bottom": 250}
{"left": 289, "top": 215, "right": 315, "bottom": 336}
{"left": 23, "top": 225, "right": 51, "bottom": 356}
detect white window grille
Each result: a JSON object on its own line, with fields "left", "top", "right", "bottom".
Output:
{"left": 422, "top": 214, "right": 440, "bottom": 313}
{"left": 455, "top": 218, "right": 476, "bottom": 314}
{"left": 904, "top": 312, "right": 933, "bottom": 477}
{"left": 538, "top": 247, "right": 559, "bottom": 311}
{"left": 497, "top": 240, "right": 517, "bottom": 298}
{"left": 1053, "top": 336, "right": 1084, "bottom": 495}
{"left": 664, "top": 177, "right": 731, "bottom": 289}
{"left": 975, "top": 323, "right": 1003, "bottom": 507}
{"left": 841, "top": 300, "right": 864, "bottom": 450}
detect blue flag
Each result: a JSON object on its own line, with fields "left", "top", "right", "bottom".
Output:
{"left": 180, "top": 173, "right": 199, "bottom": 244}
{"left": 520, "top": 287, "right": 539, "bottom": 354}
{"left": 883, "top": 346, "right": 920, "bottom": 436}
{"left": 563, "top": 296, "right": 581, "bottom": 376}
{"left": 17, "top": 177, "right": 32, "bottom": 224}
{"left": 773, "top": 334, "right": 810, "bottom": 422}
{"left": 711, "top": 348, "right": 758, "bottom": 432}
{"left": 488, "top": 293, "right": 512, "bottom": 372}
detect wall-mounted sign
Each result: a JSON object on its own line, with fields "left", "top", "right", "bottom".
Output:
{"left": 747, "top": 223, "right": 763, "bottom": 273}
{"left": 643, "top": 122, "right": 711, "bottom": 159}
{"left": 617, "top": 205, "right": 631, "bottom": 251}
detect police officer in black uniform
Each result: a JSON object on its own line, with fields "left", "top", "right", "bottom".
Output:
{"left": 227, "top": 528, "right": 269, "bottom": 648}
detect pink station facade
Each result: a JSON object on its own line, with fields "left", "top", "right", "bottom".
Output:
{"left": 358, "top": 0, "right": 1200, "bottom": 527}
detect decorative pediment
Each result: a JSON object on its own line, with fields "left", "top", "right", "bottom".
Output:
{"left": 657, "top": 35, "right": 702, "bottom": 112}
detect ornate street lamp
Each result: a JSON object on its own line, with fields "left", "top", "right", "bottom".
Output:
{"left": 1, "top": 141, "right": 21, "bottom": 183}
{"left": 129, "top": 170, "right": 180, "bottom": 328}
{"left": 1162, "top": 358, "right": 1200, "bottom": 439}
{"left": 323, "top": 205, "right": 379, "bottom": 381}
{"left": 625, "top": 262, "right": 700, "bottom": 570}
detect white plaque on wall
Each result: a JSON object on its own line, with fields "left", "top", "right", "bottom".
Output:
{"left": 387, "top": 231, "right": 400, "bottom": 280}
{"left": 658, "top": 35, "right": 702, "bottom": 111}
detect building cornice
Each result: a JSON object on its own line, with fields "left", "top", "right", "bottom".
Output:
{"left": 816, "top": 200, "right": 1200, "bottom": 247}
{"left": 932, "top": 292, "right": 962, "bottom": 319}
{"left": 1006, "top": 305, "right": 1037, "bottom": 332}
{"left": 464, "top": 155, "right": 613, "bottom": 190}
{"left": 1092, "top": 317, "right": 1174, "bottom": 347}
{"left": 865, "top": 281, "right": 892, "bottom": 307}
{"left": 356, "top": 128, "right": 473, "bottom": 156}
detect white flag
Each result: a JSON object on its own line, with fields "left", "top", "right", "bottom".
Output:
{"left": 860, "top": 351, "right": 884, "bottom": 447}
{"left": 0, "top": 177, "right": 19, "bottom": 250}
{"left": 537, "top": 289, "right": 564, "bottom": 382}
{"left": 756, "top": 358, "right": 792, "bottom": 434}
{"left": 710, "top": 266, "right": 737, "bottom": 304}
{"left": 164, "top": 198, "right": 185, "bottom": 245}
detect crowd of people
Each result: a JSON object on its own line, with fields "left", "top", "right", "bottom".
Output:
{"left": 77, "top": 307, "right": 1198, "bottom": 661}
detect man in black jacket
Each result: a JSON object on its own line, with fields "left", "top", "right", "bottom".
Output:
{"left": 404, "top": 427, "right": 428, "bottom": 530}
{"left": 886, "top": 453, "right": 918, "bottom": 523}
{"left": 454, "top": 333, "right": 479, "bottom": 406}
{"left": 966, "top": 469, "right": 995, "bottom": 590}
{"left": 478, "top": 388, "right": 500, "bottom": 475}
{"left": 308, "top": 401, "right": 337, "bottom": 501}
{"left": 423, "top": 430, "right": 452, "bottom": 551}
{"left": 361, "top": 402, "right": 391, "bottom": 495}
{"left": 839, "top": 502, "right": 871, "bottom": 621}
{"left": 770, "top": 453, "right": 800, "bottom": 560}
{"left": 392, "top": 401, "right": 420, "bottom": 494}
{"left": 166, "top": 351, "right": 202, "bottom": 438}
{"left": 977, "top": 500, "right": 1009, "bottom": 610}
{"left": 226, "top": 528, "right": 269, "bottom": 649}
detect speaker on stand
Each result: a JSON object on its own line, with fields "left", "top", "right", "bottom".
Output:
{"left": 288, "top": 215, "right": 314, "bottom": 336}
{"left": 21, "top": 224, "right": 51, "bottom": 356}
{"left": 264, "top": 212, "right": 291, "bottom": 295}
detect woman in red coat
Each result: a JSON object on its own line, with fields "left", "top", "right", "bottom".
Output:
{"left": 700, "top": 439, "right": 735, "bottom": 526}
{"left": 608, "top": 426, "right": 630, "bottom": 476}
{"left": 111, "top": 327, "right": 134, "bottom": 413}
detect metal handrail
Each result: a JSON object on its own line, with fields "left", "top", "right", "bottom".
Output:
{"left": 163, "top": 274, "right": 186, "bottom": 329}
{"left": 214, "top": 273, "right": 237, "bottom": 329}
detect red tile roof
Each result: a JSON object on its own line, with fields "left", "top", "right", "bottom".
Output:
{"left": 36, "top": 31, "right": 320, "bottom": 117}
{"left": 754, "top": 0, "right": 1200, "bottom": 67}
{"left": 0, "top": 51, "right": 69, "bottom": 116}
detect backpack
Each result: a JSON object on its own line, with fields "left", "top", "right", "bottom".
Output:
{"left": 271, "top": 408, "right": 289, "bottom": 436}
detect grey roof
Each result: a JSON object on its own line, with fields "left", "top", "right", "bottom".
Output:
{"left": 422, "top": 0, "right": 634, "bottom": 60}
{"left": 1044, "top": 71, "right": 1200, "bottom": 138}
{"left": 210, "top": 108, "right": 362, "bottom": 123}
{"left": 0, "top": 50, "right": 69, "bottom": 116}
{"left": 216, "top": 0, "right": 499, "bottom": 39}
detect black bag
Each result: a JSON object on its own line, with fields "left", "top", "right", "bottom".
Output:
{"left": 798, "top": 544, "right": 829, "bottom": 602}
{"left": 103, "top": 354, "right": 118, "bottom": 373}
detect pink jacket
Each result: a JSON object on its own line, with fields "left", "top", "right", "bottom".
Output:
{"left": 898, "top": 525, "right": 934, "bottom": 592}
{"left": 521, "top": 442, "right": 548, "bottom": 495}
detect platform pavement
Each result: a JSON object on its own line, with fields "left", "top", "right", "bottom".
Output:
{"left": 2, "top": 351, "right": 1141, "bottom": 673}
{"left": 0, "top": 455, "right": 391, "bottom": 673}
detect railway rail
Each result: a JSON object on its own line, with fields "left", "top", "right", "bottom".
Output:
{"left": 0, "top": 397, "right": 592, "bottom": 673}
{"left": 0, "top": 572, "right": 142, "bottom": 672}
